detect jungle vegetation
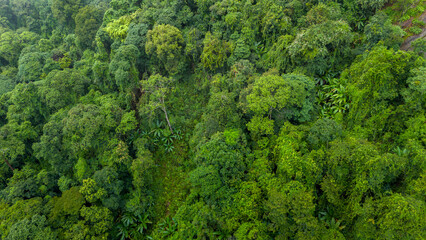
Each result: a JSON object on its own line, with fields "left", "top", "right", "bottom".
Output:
{"left": 0, "top": 0, "right": 425, "bottom": 239}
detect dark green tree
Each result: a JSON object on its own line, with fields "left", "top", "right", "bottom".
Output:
{"left": 51, "top": 0, "right": 82, "bottom": 29}
{"left": 109, "top": 44, "right": 140, "bottom": 92}
{"left": 16, "top": 52, "right": 47, "bottom": 83}
{"left": 75, "top": 6, "right": 104, "bottom": 50}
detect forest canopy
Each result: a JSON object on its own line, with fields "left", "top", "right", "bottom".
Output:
{"left": 0, "top": 0, "right": 425, "bottom": 239}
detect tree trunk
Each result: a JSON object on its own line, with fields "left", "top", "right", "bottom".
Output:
{"left": 160, "top": 97, "right": 173, "bottom": 134}
{"left": 162, "top": 106, "right": 173, "bottom": 134}
{"left": 3, "top": 158, "right": 14, "bottom": 171}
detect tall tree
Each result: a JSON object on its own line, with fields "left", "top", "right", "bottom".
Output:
{"left": 141, "top": 74, "right": 175, "bottom": 133}
{"left": 74, "top": 5, "right": 104, "bottom": 50}
{"left": 16, "top": 52, "right": 46, "bottom": 83}
{"left": 109, "top": 44, "right": 140, "bottom": 92}
{"left": 145, "top": 24, "right": 184, "bottom": 75}
{"left": 38, "top": 69, "right": 90, "bottom": 112}
{"left": 51, "top": 0, "right": 82, "bottom": 29}
{"left": 246, "top": 72, "right": 315, "bottom": 138}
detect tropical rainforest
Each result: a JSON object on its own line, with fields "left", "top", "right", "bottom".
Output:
{"left": 0, "top": 0, "right": 425, "bottom": 239}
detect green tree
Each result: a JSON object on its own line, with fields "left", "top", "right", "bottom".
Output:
{"left": 288, "top": 19, "right": 353, "bottom": 75}
{"left": 109, "top": 44, "right": 140, "bottom": 92}
{"left": 116, "top": 110, "right": 138, "bottom": 136}
{"left": 124, "top": 23, "right": 149, "bottom": 49}
{"left": 124, "top": 23, "right": 150, "bottom": 71}
{"left": 61, "top": 100, "right": 121, "bottom": 171}
{"left": 246, "top": 72, "right": 315, "bottom": 137}
{"left": 38, "top": 69, "right": 90, "bottom": 112}
{"left": 0, "top": 31, "right": 39, "bottom": 67}
{"left": 364, "top": 11, "right": 405, "bottom": 50}
{"left": 170, "top": 201, "right": 219, "bottom": 239}
{"left": 263, "top": 35, "right": 294, "bottom": 73}
{"left": 8, "top": 0, "right": 42, "bottom": 31}
{"left": 145, "top": 24, "right": 184, "bottom": 75}
{"left": 266, "top": 181, "right": 321, "bottom": 239}
{"left": 356, "top": 0, "right": 388, "bottom": 10}
{"left": 5, "top": 214, "right": 57, "bottom": 240}
{"left": 275, "top": 122, "right": 320, "bottom": 188}
{"left": 191, "top": 90, "right": 241, "bottom": 148}
{"left": 49, "top": 186, "right": 84, "bottom": 227}
{"left": 0, "top": 1, "right": 422, "bottom": 239}
{"left": 7, "top": 82, "right": 47, "bottom": 125}
{"left": 0, "top": 31, "right": 22, "bottom": 67}
{"left": 0, "top": 166, "right": 53, "bottom": 203}
{"left": 92, "top": 167, "right": 125, "bottom": 210}
{"left": 0, "top": 121, "right": 37, "bottom": 171}
{"left": 411, "top": 38, "right": 426, "bottom": 56}
{"left": 127, "top": 137, "right": 154, "bottom": 214}
{"left": 343, "top": 45, "right": 423, "bottom": 139}
{"left": 104, "top": 13, "right": 134, "bottom": 42}
{"left": 260, "top": 3, "right": 291, "bottom": 43}
{"left": 16, "top": 52, "right": 47, "bottom": 83}
{"left": 189, "top": 131, "right": 246, "bottom": 206}
{"left": 201, "top": 32, "right": 230, "bottom": 71}
{"left": 307, "top": 118, "right": 342, "bottom": 149}
{"left": 0, "top": 73, "right": 16, "bottom": 96}
{"left": 0, "top": 198, "right": 44, "bottom": 238}
{"left": 401, "top": 66, "right": 426, "bottom": 112}
{"left": 304, "top": 3, "right": 342, "bottom": 26}
{"left": 321, "top": 136, "right": 409, "bottom": 225}
{"left": 0, "top": 3, "right": 15, "bottom": 29}
{"left": 354, "top": 194, "right": 425, "bottom": 239}
{"left": 227, "top": 181, "right": 268, "bottom": 239}
{"left": 51, "top": 0, "right": 82, "bottom": 29}
{"left": 75, "top": 5, "right": 104, "bottom": 50}
{"left": 79, "top": 205, "right": 113, "bottom": 239}
{"left": 33, "top": 109, "right": 71, "bottom": 175}
{"left": 141, "top": 74, "right": 175, "bottom": 134}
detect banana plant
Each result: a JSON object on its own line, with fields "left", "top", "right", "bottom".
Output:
{"left": 393, "top": 146, "right": 410, "bottom": 157}
{"left": 317, "top": 78, "right": 350, "bottom": 118}
{"left": 143, "top": 120, "right": 184, "bottom": 152}
{"left": 319, "top": 211, "right": 346, "bottom": 231}
{"left": 158, "top": 217, "right": 178, "bottom": 238}
{"left": 117, "top": 213, "right": 152, "bottom": 240}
